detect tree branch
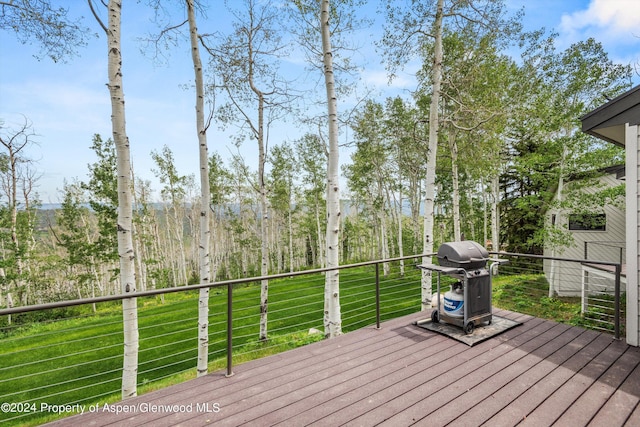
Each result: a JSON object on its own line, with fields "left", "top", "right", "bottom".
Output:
{"left": 87, "top": 0, "right": 107, "bottom": 34}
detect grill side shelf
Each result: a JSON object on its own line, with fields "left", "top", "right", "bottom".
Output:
{"left": 416, "top": 264, "right": 466, "bottom": 275}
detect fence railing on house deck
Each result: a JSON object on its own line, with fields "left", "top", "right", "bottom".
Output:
{"left": 0, "top": 252, "right": 625, "bottom": 425}
{"left": 584, "top": 240, "right": 625, "bottom": 265}
{"left": 491, "top": 251, "right": 624, "bottom": 339}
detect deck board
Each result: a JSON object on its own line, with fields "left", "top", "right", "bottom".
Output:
{"left": 451, "top": 323, "right": 587, "bottom": 426}
{"left": 555, "top": 344, "right": 640, "bottom": 426}
{"left": 483, "top": 331, "right": 612, "bottom": 426}
{"left": 405, "top": 322, "right": 577, "bottom": 426}
{"left": 44, "top": 309, "right": 640, "bottom": 427}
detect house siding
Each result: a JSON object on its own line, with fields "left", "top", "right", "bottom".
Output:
{"left": 580, "top": 85, "right": 640, "bottom": 347}
{"left": 629, "top": 124, "right": 640, "bottom": 346}
{"left": 544, "top": 171, "right": 626, "bottom": 296}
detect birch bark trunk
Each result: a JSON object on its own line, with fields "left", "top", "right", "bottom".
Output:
{"left": 186, "top": 0, "right": 211, "bottom": 377}
{"left": 548, "top": 144, "right": 568, "bottom": 297}
{"left": 449, "top": 131, "right": 461, "bottom": 241}
{"left": 321, "top": 0, "right": 342, "bottom": 338}
{"left": 421, "top": 0, "right": 444, "bottom": 310}
{"left": 243, "top": 17, "right": 270, "bottom": 341}
{"left": 491, "top": 174, "right": 500, "bottom": 251}
{"left": 288, "top": 209, "right": 294, "bottom": 273}
{"left": 397, "top": 190, "right": 405, "bottom": 276}
{"left": 106, "top": 0, "right": 139, "bottom": 399}
{"left": 250, "top": 88, "right": 268, "bottom": 342}
{"left": 316, "top": 197, "right": 324, "bottom": 267}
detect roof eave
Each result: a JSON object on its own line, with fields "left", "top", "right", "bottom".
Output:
{"left": 580, "top": 85, "right": 640, "bottom": 146}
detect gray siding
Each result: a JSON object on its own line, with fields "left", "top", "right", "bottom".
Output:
{"left": 544, "top": 172, "right": 625, "bottom": 295}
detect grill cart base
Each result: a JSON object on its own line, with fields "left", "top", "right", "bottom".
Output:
{"left": 418, "top": 265, "right": 493, "bottom": 334}
{"left": 417, "top": 241, "right": 507, "bottom": 335}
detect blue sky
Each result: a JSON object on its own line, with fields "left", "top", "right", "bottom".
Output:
{"left": 1, "top": 0, "right": 639, "bottom": 204}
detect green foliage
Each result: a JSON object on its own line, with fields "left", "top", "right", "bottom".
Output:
{"left": 0, "top": 306, "right": 83, "bottom": 337}
{"left": 268, "top": 142, "right": 297, "bottom": 214}
{"left": 499, "top": 32, "right": 631, "bottom": 253}
{"left": 57, "top": 182, "right": 91, "bottom": 266}
{"left": 151, "top": 145, "right": 192, "bottom": 204}
{"left": 209, "top": 153, "right": 233, "bottom": 206}
{"left": 80, "top": 134, "right": 118, "bottom": 265}
{"left": 148, "top": 267, "right": 174, "bottom": 289}
{"left": 345, "top": 100, "right": 390, "bottom": 210}
{"left": 0, "top": 152, "right": 8, "bottom": 173}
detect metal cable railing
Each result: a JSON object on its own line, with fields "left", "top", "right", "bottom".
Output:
{"left": 491, "top": 251, "right": 624, "bottom": 338}
{"left": 0, "top": 252, "right": 624, "bottom": 425}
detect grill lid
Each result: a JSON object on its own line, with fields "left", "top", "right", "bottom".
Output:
{"left": 436, "top": 241, "right": 489, "bottom": 269}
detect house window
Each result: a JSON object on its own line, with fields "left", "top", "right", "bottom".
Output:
{"left": 568, "top": 213, "right": 606, "bottom": 231}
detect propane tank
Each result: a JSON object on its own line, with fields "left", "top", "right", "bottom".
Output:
{"left": 443, "top": 281, "right": 464, "bottom": 317}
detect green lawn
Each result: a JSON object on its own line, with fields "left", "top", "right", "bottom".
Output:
{"left": 0, "top": 264, "right": 422, "bottom": 426}
{"left": 492, "top": 273, "right": 624, "bottom": 333}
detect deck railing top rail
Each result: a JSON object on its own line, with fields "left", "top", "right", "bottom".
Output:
{"left": 0, "top": 254, "right": 432, "bottom": 317}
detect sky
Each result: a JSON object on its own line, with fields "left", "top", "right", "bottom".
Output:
{"left": 0, "top": 0, "right": 639, "bottom": 204}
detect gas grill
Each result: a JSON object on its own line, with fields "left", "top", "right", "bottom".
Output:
{"left": 417, "top": 241, "right": 507, "bottom": 334}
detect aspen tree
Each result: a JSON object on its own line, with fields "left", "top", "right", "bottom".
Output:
{"left": 185, "top": 0, "right": 212, "bottom": 377}
{"left": 202, "top": 0, "right": 295, "bottom": 341}
{"left": 320, "top": 0, "right": 341, "bottom": 338}
{"left": 89, "top": 0, "right": 139, "bottom": 398}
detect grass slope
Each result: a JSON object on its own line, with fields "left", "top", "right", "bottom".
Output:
{"left": 0, "top": 264, "right": 421, "bottom": 426}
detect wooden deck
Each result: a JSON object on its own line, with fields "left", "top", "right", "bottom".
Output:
{"left": 46, "top": 309, "right": 640, "bottom": 426}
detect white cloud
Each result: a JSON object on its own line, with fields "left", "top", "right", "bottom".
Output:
{"left": 560, "top": 0, "right": 640, "bottom": 42}
{"left": 362, "top": 64, "right": 420, "bottom": 93}
{"left": 554, "top": 0, "right": 640, "bottom": 78}
{"left": 363, "top": 70, "right": 396, "bottom": 87}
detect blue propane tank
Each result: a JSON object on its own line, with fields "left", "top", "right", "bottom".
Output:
{"left": 443, "top": 281, "right": 464, "bottom": 317}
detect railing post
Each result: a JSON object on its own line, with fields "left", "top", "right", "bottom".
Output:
{"left": 614, "top": 263, "right": 621, "bottom": 340}
{"left": 619, "top": 247, "right": 623, "bottom": 265}
{"left": 584, "top": 241, "right": 588, "bottom": 259}
{"left": 226, "top": 283, "right": 234, "bottom": 377}
{"left": 375, "top": 262, "right": 380, "bottom": 329}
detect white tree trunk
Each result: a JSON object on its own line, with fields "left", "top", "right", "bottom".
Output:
{"left": 321, "top": 0, "right": 342, "bottom": 338}
{"left": 107, "top": 0, "right": 139, "bottom": 399}
{"left": 491, "top": 174, "right": 500, "bottom": 251}
{"left": 380, "top": 205, "right": 390, "bottom": 276}
{"left": 253, "top": 94, "right": 268, "bottom": 341}
{"left": 449, "top": 132, "right": 461, "bottom": 241}
{"left": 130, "top": 171, "right": 147, "bottom": 292}
{"left": 6, "top": 292, "right": 12, "bottom": 325}
{"left": 548, "top": 145, "right": 568, "bottom": 297}
{"left": 259, "top": 188, "right": 269, "bottom": 341}
{"left": 315, "top": 197, "right": 324, "bottom": 267}
{"left": 244, "top": 25, "right": 269, "bottom": 340}
{"left": 186, "top": 0, "right": 211, "bottom": 377}
{"left": 288, "top": 209, "right": 294, "bottom": 274}
{"left": 397, "top": 190, "right": 405, "bottom": 276}
{"left": 421, "top": 0, "right": 444, "bottom": 310}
